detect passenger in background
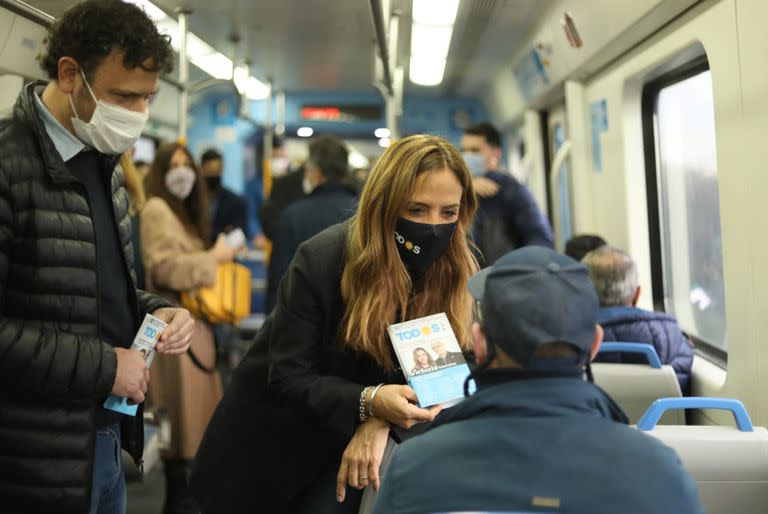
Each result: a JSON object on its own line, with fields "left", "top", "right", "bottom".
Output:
{"left": 200, "top": 148, "right": 254, "bottom": 245}
{"left": 461, "top": 122, "right": 553, "bottom": 265}
{"left": 258, "top": 137, "right": 304, "bottom": 241}
{"left": 565, "top": 233, "right": 607, "bottom": 262}
{"left": 583, "top": 246, "right": 694, "bottom": 394}
{"left": 191, "top": 134, "right": 478, "bottom": 514}
{"left": 372, "top": 247, "right": 703, "bottom": 514}
{"left": 265, "top": 135, "right": 358, "bottom": 312}
{"left": 142, "top": 143, "right": 237, "bottom": 514}
{"left": 354, "top": 166, "right": 371, "bottom": 184}
{"left": 0, "top": 2, "right": 195, "bottom": 513}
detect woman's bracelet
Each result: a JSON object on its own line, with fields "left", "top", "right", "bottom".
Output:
{"left": 368, "top": 383, "right": 385, "bottom": 417}
{"left": 359, "top": 386, "right": 374, "bottom": 423}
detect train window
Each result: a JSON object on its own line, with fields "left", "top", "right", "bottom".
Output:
{"left": 643, "top": 60, "right": 727, "bottom": 358}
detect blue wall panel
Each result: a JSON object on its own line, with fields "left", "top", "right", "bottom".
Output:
{"left": 186, "top": 89, "right": 489, "bottom": 194}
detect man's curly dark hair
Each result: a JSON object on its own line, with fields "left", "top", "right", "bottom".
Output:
{"left": 40, "top": 0, "right": 174, "bottom": 80}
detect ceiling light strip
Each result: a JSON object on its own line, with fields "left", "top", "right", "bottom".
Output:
{"left": 409, "top": 0, "right": 460, "bottom": 86}
{"left": 127, "top": 0, "right": 269, "bottom": 99}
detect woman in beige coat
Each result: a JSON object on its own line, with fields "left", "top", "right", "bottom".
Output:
{"left": 141, "top": 142, "right": 237, "bottom": 514}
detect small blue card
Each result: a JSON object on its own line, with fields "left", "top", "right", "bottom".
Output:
{"left": 103, "top": 395, "right": 140, "bottom": 416}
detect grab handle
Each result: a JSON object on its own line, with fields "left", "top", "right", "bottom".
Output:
{"left": 637, "top": 397, "right": 753, "bottom": 432}
{"left": 598, "top": 342, "right": 662, "bottom": 368}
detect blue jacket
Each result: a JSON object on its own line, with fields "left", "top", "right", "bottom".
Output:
{"left": 265, "top": 182, "right": 357, "bottom": 312}
{"left": 597, "top": 306, "right": 694, "bottom": 394}
{"left": 211, "top": 187, "right": 249, "bottom": 240}
{"left": 372, "top": 369, "right": 703, "bottom": 514}
{"left": 471, "top": 171, "right": 553, "bottom": 266}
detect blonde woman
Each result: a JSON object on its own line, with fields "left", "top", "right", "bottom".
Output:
{"left": 192, "top": 134, "right": 478, "bottom": 514}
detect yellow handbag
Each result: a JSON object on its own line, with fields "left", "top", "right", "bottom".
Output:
{"left": 181, "top": 262, "right": 252, "bottom": 325}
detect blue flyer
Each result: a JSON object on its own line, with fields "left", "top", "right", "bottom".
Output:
{"left": 388, "top": 313, "right": 473, "bottom": 407}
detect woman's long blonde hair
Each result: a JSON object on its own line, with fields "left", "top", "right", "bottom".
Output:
{"left": 341, "top": 134, "right": 478, "bottom": 369}
{"left": 120, "top": 153, "right": 146, "bottom": 214}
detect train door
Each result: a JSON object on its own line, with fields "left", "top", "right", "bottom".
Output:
{"left": 547, "top": 104, "right": 574, "bottom": 251}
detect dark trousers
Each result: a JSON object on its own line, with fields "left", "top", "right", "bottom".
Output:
{"left": 283, "top": 463, "right": 363, "bottom": 514}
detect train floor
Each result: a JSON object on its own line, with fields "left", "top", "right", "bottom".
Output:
{"left": 126, "top": 466, "right": 165, "bottom": 513}
{"left": 124, "top": 327, "right": 256, "bottom": 514}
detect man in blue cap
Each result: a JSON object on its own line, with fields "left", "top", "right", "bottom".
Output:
{"left": 371, "top": 247, "right": 704, "bottom": 514}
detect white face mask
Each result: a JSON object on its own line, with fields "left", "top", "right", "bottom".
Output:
{"left": 271, "top": 156, "right": 289, "bottom": 177}
{"left": 165, "top": 165, "right": 197, "bottom": 200}
{"left": 69, "top": 70, "right": 149, "bottom": 154}
{"left": 461, "top": 151, "right": 486, "bottom": 176}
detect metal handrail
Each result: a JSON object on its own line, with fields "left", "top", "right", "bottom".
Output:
{"left": 0, "top": 0, "right": 53, "bottom": 26}
{"left": 0, "top": 0, "right": 183, "bottom": 92}
{"left": 369, "top": 0, "right": 393, "bottom": 96}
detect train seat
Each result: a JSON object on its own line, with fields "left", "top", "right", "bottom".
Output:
{"left": 638, "top": 398, "right": 768, "bottom": 514}
{"left": 592, "top": 343, "right": 684, "bottom": 424}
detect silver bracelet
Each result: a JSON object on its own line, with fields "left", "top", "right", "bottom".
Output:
{"left": 368, "top": 383, "right": 385, "bottom": 417}
{"left": 359, "top": 386, "right": 374, "bottom": 423}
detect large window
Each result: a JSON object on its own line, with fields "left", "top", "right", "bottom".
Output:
{"left": 644, "top": 62, "right": 727, "bottom": 357}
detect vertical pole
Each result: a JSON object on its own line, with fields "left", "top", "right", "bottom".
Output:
{"left": 276, "top": 89, "right": 286, "bottom": 138}
{"left": 263, "top": 79, "right": 274, "bottom": 196}
{"left": 386, "top": 12, "right": 400, "bottom": 139}
{"left": 177, "top": 10, "right": 190, "bottom": 142}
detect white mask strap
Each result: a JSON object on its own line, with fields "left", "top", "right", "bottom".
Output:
{"left": 68, "top": 69, "right": 97, "bottom": 122}
{"left": 68, "top": 94, "right": 81, "bottom": 121}
{"left": 80, "top": 69, "right": 98, "bottom": 103}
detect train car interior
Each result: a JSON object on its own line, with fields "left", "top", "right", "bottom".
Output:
{"left": 2, "top": 0, "right": 768, "bottom": 513}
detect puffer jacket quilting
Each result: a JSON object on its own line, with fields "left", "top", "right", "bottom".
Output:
{"left": 596, "top": 306, "right": 695, "bottom": 394}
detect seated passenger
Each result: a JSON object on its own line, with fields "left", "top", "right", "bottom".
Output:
{"left": 583, "top": 246, "right": 694, "bottom": 394}
{"left": 372, "top": 247, "right": 703, "bottom": 514}
{"left": 565, "top": 233, "right": 607, "bottom": 261}
{"left": 265, "top": 135, "right": 358, "bottom": 312}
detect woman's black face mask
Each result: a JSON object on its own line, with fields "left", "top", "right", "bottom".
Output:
{"left": 205, "top": 175, "right": 221, "bottom": 192}
{"left": 394, "top": 217, "right": 457, "bottom": 279}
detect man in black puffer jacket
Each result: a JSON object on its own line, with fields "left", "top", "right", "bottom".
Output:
{"left": 0, "top": 2, "right": 197, "bottom": 513}
{"left": 583, "top": 245, "right": 695, "bottom": 394}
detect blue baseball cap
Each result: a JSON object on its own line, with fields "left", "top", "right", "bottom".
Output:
{"left": 467, "top": 246, "right": 599, "bottom": 365}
